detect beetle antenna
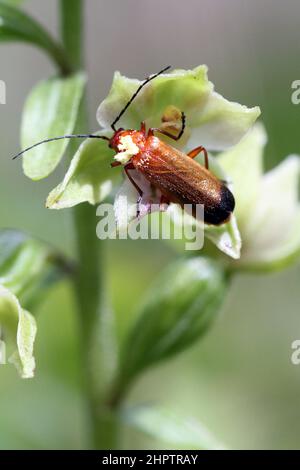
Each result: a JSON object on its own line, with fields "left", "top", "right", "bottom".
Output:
{"left": 111, "top": 65, "right": 171, "bottom": 131}
{"left": 12, "top": 134, "right": 110, "bottom": 160}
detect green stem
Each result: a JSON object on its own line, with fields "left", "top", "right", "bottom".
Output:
{"left": 59, "top": 0, "right": 118, "bottom": 449}
{"left": 44, "top": 37, "right": 72, "bottom": 76}
{"left": 60, "top": 0, "right": 83, "bottom": 71}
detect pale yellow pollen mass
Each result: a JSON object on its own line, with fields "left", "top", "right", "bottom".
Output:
{"left": 114, "top": 135, "right": 140, "bottom": 164}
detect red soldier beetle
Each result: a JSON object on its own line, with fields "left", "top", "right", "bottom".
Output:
{"left": 13, "top": 66, "right": 235, "bottom": 225}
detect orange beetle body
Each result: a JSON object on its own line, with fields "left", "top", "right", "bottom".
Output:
{"left": 110, "top": 127, "right": 235, "bottom": 225}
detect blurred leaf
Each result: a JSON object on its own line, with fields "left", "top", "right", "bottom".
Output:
{"left": 122, "top": 404, "right": 226, "bottom": 450}
{"left": 0, "top": 285, "right": 36, "bottom": 378}
{"left": 0, "top": 229, "right": 72, "bottom": 378}
{"left": 118, "top": 257, "right": 226, "bottom": 385}
{"left": 1, "top": 0, "right": 24, "bottom": 6}
{"left": 21, "top": 73, "right": 86, "bottom": 180}
{"left": 46, "top": 131, "right": 119, "bottom": 209}
{"left": 0, "top": 2, "right": 70, "bottom": 73}
{"left": 0, "top": 229, "right": 70, "bottom": 309}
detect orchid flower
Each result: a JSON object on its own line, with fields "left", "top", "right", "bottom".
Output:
{"left": 42, "top": 66, "right": 260, "bottom": 259}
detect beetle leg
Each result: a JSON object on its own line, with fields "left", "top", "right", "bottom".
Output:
{"left": 140, "top": 121, "right": 146, "bottom": 134}
{"left": 160, "top": 194, "right": 170, "bottom": 209}
{"left": 124, "top": 163, "right": 143, "bottom": 197}
{"left": 148, "top": 111, "right": 186, "bottom": 141}
{"left": 187, "top": 146, "right": 209, "bottom": 170}
{"left": 111, "top": 160, "right": 122, "bottom": 168}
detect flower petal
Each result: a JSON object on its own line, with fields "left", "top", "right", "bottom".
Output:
{"left": 218, "top": 123, "right": 267, "bottom": 228}
{"left": 113, "top": 171, "right": 165, "bottom": 234}
{"left": 188, "top": 91, "right": 260, "bottom": 151}
{"left": 113, "top": 177, "right": 139, "bottom": 233}
{"left": 0, "top": 285, "right": 37, "bottom": 378}
{"left": 46, "top": 132, "right": 119, "bottom": 209}
{"left": 205, "top": 215, "right": 242, "bottom": 260}
{"left": 97, "top": 66, "right": 212, "bottom": 132}
{"left": 97, "top": 65, "right": 260, "bottom": 152}
{"left": 240, "top": 155, "right": 300, "bottom": 270}
{"left": 165, "top": 204, "right": 241, "bottom": 259}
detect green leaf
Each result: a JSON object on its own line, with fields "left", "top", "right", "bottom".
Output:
{"left": 0, "top": 229, "right": 70, "bottom": 308}
{"left": 122, "top": 405, "right": 226, "bottom": 450}
{"left": 21, "top": 73, "right": 86, "bottom": 180}
{"left": 0, "top": 229, "right": 72, "bottom": 378}
{"left": 1, "top": 0, "right": 24, "bottom": 6}
{"left": 0, "top": 285, "right": 36, "bottom": 378}
{"left": 0, "top": 2, "right": 70, "bottom": 73}
{"left": 118, "top": 257, "right": 226, "bottom": 384}
{"left": 46, "top": 131, "right": 119, "bottom": 209}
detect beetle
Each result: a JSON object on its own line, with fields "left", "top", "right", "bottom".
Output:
{"left": 13, "top": 66, "right": 235, "bottom": 225}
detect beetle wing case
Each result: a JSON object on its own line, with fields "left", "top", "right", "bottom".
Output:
{"left": 132, "top": 136, "right": 235, "bottom": 225}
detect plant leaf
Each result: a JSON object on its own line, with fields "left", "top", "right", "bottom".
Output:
{"left": 121, "top": 404, "right": 226, "bottom": 450}
{"left": 0, "top": 229, "right": 71, "bottom": 378}
{"left": 1, "top": 0, "right": 24, "bottom": 6}
{"left": 118, "top": 257, "right": 226, "bottom": 384}
{"left": 46, "top": 131, "right": 119, "bottom": 209}
{"left": 0, "top": 228, "right": 70, "bottom": 308}
{"left": 0, "top": 2, "right": 69, "bottom": 72}
{"left": 0, "top": 285, "right": 36, "bottom": 378}
{"left": 21, "top": 72, "right": 86, "bottom": 180}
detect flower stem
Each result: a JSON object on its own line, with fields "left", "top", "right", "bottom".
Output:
{"left": 59, "top": 0, "right": 118, "bottom": 449}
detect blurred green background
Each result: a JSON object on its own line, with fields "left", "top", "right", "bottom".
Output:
{"left": 1, "top": 0, "right": 300, "bottom": 450}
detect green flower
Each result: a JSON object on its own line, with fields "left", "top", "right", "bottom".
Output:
{"left": 45, "top": 65, "right": 260, "bottom": 259}
{"left": 0, "top": 285, "right": 36, "bottom": 378}
{"left": 219, "top": 123, "right": 300, "bottom": 271}
{"left": 0, "top": 229, "right": 70, "bottom": 378}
